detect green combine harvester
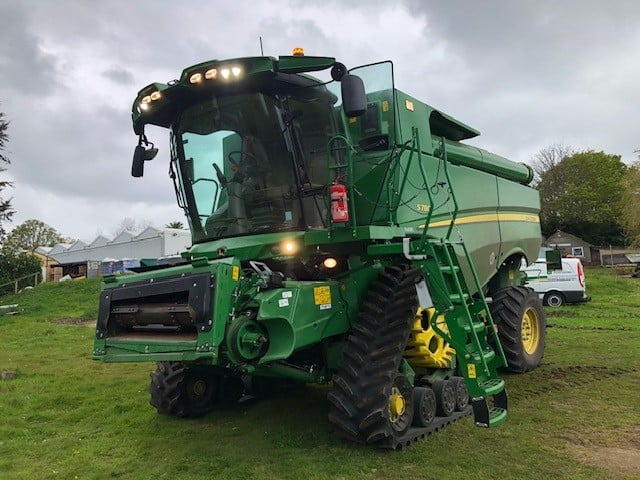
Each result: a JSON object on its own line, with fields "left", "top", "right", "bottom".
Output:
{"left": 93, "top": 50, "right": 546, "bottom": 448}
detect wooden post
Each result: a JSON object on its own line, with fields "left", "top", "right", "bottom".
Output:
{"left": 610, "top": 244, "right": 614, "bottom": 267}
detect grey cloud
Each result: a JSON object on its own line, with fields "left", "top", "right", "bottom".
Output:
{"left": 403, "top": 0, "right": 640, "bottom": 91}
{"left": 102, "top": 67, "right": 135, "bottom": 85}
{"left": 258, "top": 17, "right": 339, "bottom": 57}
{"left": 0, "top": 3, "right": 60, "bottom": 95}
{"left": 397, "top": 1, "right": 640, "bottom": 160}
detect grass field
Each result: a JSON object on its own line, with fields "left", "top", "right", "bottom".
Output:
{"left": 0, "top": 268, "right": 639, "bottom": 480}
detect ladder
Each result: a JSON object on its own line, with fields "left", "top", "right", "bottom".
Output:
{"left": 402, "top": 131, "right": 509, "bottom": 427}
{"left": 424, "top": 238, "right": 508, "bottom": 427}
{"left": 327, "top": 127, "right": 510, "bottom": 427}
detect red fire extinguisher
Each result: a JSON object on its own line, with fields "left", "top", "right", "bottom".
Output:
{"left": 330, "top": 183, "right": 349, "bottom": 223}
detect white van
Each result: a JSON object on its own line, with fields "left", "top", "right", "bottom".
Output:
{"left": 521, "top": 256, "right": 591, "bottom": 307}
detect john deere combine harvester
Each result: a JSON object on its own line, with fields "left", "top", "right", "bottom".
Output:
{"left": 93, "top": 51, "right": 546, "bottom": 448}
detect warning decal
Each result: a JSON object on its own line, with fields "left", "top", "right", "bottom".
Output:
{"left": 313, "top": 286, "right": 331, "bottom": 306}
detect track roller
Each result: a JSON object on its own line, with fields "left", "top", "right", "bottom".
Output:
{"left": 450, "top": 376, "right": 470, "bottom": 411}
{"left": 432, "top": 379, "right": 456, "bottom": 417}
{"left": 412, "top": 386, "right": 436, "bottom": 427}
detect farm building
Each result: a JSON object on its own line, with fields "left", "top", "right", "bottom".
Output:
{"left": 543, "top": 230, "right": 595, "bottom": 264}
{"left": 543, "top": 230, "right": 640, "bottom": 266}
{"left": 36, "top": 227, "right": 191, "bottom": 281}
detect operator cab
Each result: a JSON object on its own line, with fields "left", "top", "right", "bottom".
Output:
{"left": 129, "top": 54, "right": 398, "bottom": 246}
{"left": 174, "top": 86, "right": 342, "bottom": 243}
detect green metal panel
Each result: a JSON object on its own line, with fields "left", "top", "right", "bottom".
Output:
{"left": 93, "top": 256, "right": 241, "bottom": 364}
{"left": 496, "top": 177, "right": 541, "bottom": 264}
{"left": 188, "top": 231, "right": 306, "bottom": 260}
{"left": 394, "top": 90, "right": 435, "bottom": 154}
{"left": 256, "top": 281, "right": 349, "bottom": 363}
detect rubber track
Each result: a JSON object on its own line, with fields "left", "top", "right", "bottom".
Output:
{"left": 149, "top": 362, "right": 187, "bottom": 417}
{"left": 327, "top": 264, "right": 422, "bottom": 446}
{"left": 380, "top": 407, "right": 472, "bottom": 450}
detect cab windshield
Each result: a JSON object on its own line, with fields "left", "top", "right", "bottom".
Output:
{"left": 172, "top": 85, "right": 342, "bottom": 243}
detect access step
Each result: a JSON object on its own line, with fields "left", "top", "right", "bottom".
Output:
{"left": 463, "top": 321, "right": 486, "bottom": 334}
{"left": 488, "top": 407, "right": 507, "bottom": 427}
{"left": 449, "top": 293, "right": 470, "bottom": 303}
{"left": 470, "top": 389, "right": 508, "bottom": 428}
{"left": 439, "top": 265, "right": 460, "bottom": 274}
{"left": 479, "top": 378, "right": 505, "bottom": 396}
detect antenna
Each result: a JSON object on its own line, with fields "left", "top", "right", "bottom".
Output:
{"left": 259, "top": 36, "right": 264, "bottom": 56}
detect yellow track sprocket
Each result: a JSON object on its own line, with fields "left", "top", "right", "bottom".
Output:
{"left": 404, "top": 308, "right": 455, "bottom": 368}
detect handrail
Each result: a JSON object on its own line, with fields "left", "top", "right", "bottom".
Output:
{"left": 440, "top": 137, "right": 459, "bottom": 240}
{"left": 396, "top": 127, "right": 435, "bottom": 256}
{"left": 326, "top": 135, "right": 357, "bottom": 236}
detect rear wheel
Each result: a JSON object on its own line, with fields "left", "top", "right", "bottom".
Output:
{"left": 149, "top": 362, "right": 219, "bottom": 417}
{"left": 543, "top": 291, "right": 565, "bottom": 307}
{"left": 490, "top": 286, "right": 546, "bottom": 373}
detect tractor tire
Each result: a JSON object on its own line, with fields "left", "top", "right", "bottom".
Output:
{"left": 543, "top": 291, "right": 565, "bottom": 307}
{"left": 450, "top": 376, "right": 469, "bottom": 411}
{"left": 490, "top": 286, "right": 546, "bottom": 373}
{"left": 412, "top": 386, "right": 436, "bottom": 427}
{"left": 149, "top": 362, "right": 219, "bottom": 417}
{"left": 431, "top": 379, "right": 456, "bottom": 417}
{"left": 328, "top": 264, "right": 421, "bottom": 445}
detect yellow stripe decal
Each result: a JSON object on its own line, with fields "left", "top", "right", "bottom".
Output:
{"left": 420, "top": 213, "right": 539, "bottom": 229}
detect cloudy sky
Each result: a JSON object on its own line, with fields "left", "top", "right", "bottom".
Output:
{"left": 1, "top": 1, "right": 639, "bottom": 241}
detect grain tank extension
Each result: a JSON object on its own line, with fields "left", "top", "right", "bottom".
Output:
{"left": 93, "top": 52, "right": 546, "bottom": 448}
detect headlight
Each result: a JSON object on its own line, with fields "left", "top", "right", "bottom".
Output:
{"left": 281, "top": 240, "right": 298, "bottom": 255}
{"left": 187, "top": 64, "right": 242, "bottom": 84}
{"left": 323, "top": 258, "right": 338, "bottom": 269}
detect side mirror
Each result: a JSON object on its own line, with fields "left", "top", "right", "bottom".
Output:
{"left": 131, "top": 145, "right": 158, "bottom": 178}
{"left": 132, "top": 145, "right": 146, "bottom": 177}
{"left": 341, "top": 74, "right": 366, "bottom": 118}
{"left": 144, "top": 147, "right": 158, "bottom": 161}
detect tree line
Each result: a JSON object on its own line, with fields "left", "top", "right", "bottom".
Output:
{"left": 533, "top": 145, "right": 640, "bottom": 247}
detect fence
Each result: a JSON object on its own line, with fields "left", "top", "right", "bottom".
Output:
{"left": 0, "top": 272, "right": 40, "bottom": 295}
